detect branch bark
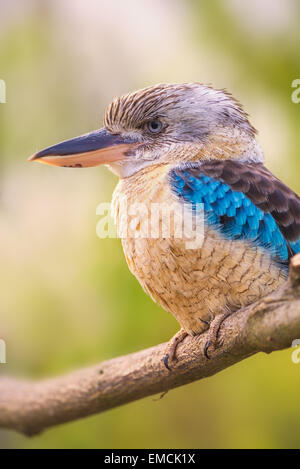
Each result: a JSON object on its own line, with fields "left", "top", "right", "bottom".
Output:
{"left": 1, "top": 254, "right": 300, "bottom": 437}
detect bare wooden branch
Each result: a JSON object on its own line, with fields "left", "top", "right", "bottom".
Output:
{"left": 1, "top": 254, "right": 300, "bottom": 437}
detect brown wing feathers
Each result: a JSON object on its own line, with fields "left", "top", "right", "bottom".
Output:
{"left": 187, "top": 160, "right": 300, "bottom": 244}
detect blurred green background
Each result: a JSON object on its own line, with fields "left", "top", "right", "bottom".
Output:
{"left": 1, "top": 0, "right": 300, "bottom": 449}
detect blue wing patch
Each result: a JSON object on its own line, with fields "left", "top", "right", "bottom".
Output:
{"left": 170, "top": 170, "right": 300, "bottom": 263}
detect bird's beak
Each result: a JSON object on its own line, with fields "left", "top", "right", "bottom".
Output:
{"left": 28, "top": 128, "right": 138, "bottom": 168}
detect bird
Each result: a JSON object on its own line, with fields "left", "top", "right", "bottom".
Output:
{"left": 29, "top": 83, "right": 300, "bottom": 369}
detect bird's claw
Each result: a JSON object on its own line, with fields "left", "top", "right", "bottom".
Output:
{"left": 163, "top": 353, "right": 174, "bottom": 371}
{"left": 203, "top": 337, "right": 224, "bottom": 359}
{"left": 203, "top": 312, "right": 230, "bottom": 359}
{"left": 204, "top": 340, "right": 212, "bottom": 360}
{"left": 163, "top": 329, "right": 188, "bottom": 371}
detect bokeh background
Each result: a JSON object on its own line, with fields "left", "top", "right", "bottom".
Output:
{"left": 1, "top": 0, "right": 300, "bottom": 449}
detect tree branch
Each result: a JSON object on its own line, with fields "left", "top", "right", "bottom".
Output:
{"left": 1, "top": 254, "right": 300, "bottom": 437}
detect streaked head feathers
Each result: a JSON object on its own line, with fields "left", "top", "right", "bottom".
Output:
{"left": 105, "top": 83, "right": 256, "bottom": 141}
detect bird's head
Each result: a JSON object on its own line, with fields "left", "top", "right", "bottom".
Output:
{"left": 29, "top": 83, "right": 263, "bottom": 177}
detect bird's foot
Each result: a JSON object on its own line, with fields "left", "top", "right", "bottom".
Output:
{"left": 163, "top": 329, "right": 188, "bottom": 371}
{"left": 204, "top": 312, "right": 231, "bottom": 359}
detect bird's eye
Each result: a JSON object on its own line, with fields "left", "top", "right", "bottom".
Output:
{"left": 146, "top": 119, "right": 163, "bottom": 134}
